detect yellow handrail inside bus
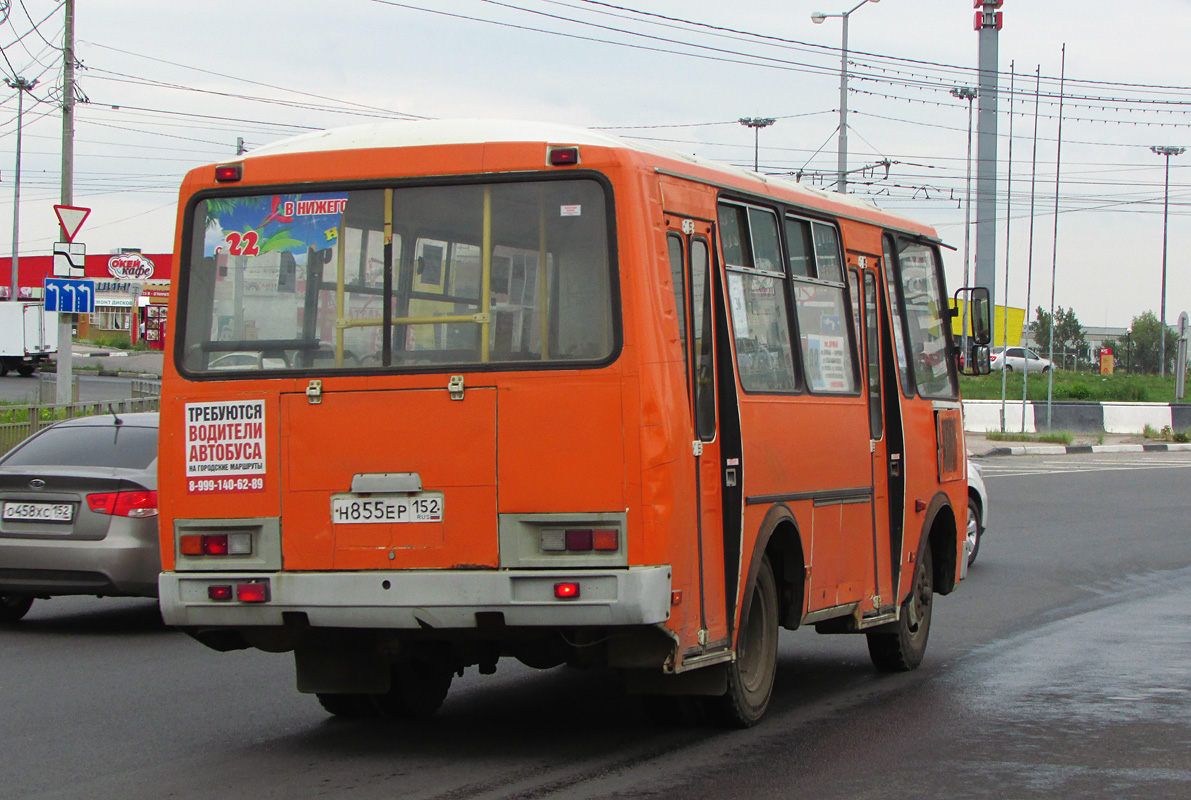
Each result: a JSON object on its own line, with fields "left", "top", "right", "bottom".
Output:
{"left": 334, "top": 217, "right": 347, "bottom": 367}
{"left": 337, "top": 313, "right": 489, "bottom": 330}
{"left": 481, "top": 187, "right": 492, "bottom": 363}
{"left": 538, "top": 191, "right": 548, "bottom": 360}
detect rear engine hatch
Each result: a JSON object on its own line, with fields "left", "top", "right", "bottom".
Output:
{"left": 280, "top": 386, "right": 496, "bottom": 570}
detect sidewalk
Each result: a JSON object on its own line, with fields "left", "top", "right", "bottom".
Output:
{"left": 50, "top": 344, "right": 163, "bottom": 378}
{"left": 966, "top": 430, "right": 1191, "bottom": 458}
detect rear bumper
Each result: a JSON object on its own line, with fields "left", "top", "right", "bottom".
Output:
{"left": 0, "top": 522, "right": 160, "bottom": 597}
{"left": 159, "top": 566, "right": 672, "bottom": 629}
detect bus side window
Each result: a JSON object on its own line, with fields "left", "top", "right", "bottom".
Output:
{"left": 718, "top": 203, "right": 798, "bottom": 393}
{"left": 893, "top": 240, "right": 958, "bottom": 400}
{"left": 812, "top": 223, "right": 843, "bottom": 282}
{"left": 667, "top": 233, "right": 689, "bottom": 389}
{"left": 848, "top": 267, "right": 862, "bottom": 346}
{"left": 882, "top": 235, "right": 916, "bottom": 397}
{"left": 691, "top": 238, "right": 716, "bottom": 440}
{"left": 785, "top": 218, "right": 813, "bottom": 277}
{"left": 787, "top": 219, "right": 859, "bottom": 395}
{"left": 864, "top": 271, "right": 884, "bottom": 440}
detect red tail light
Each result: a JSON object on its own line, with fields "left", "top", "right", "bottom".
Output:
{"left": 554, "top": 581, "right": 580, "bottom": 600}
{"left": 214, "top": 163, "right": 243, "bottom": 182}
{"left": 236, "top": 582, "right": 269, "bottom": 603}
{"left": 548, "top": 146, "right": 579, "bottom": 166}
{"left": 87, "top": 490, "right": 158, "bottom": 518}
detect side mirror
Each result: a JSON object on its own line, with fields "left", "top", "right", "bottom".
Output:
{"left": 960, "top": 344, "right": 991, "bottom": 376}
{"left": 953, "top": 286, "right": 992, "bottom": 346}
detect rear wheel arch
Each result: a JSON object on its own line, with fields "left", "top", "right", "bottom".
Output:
{"left": 918, "top": 492, "right": 958, "bottom": 596}
{"left": 742, "top": 503, "right": 805, "bottom": 632}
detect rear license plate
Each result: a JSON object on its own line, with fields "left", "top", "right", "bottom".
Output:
{"left": 3, "top": 502, "right": 74, "bottom": 522}
{"left": 330, "top": 492, "right": 443, "bottom": 525}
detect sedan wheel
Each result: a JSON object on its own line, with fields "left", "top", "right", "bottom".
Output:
{"left": 966, "top": 497, "right": 983, "bottom": 567}
{"left": 0, "top": 595, "right": 34, "bottom": 623}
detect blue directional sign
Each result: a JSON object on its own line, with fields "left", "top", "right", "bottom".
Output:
{"left": 44, "top": 278, "right": 96, "bottom": 313}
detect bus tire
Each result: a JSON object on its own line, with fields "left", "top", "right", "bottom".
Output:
{"left": 374, "top": 661, "right": 453, "bottom": 719}
{"left": 704, "top": 555, "right": 778, "bottom": 728}
{"left": 316, "top": 693, "right": 381, "bottom": 719}
{"left": 867, "top": 545, "right": 933, "bottom": 672}
{"left": 0, "top": 594, "right": 34, "bottom": 622}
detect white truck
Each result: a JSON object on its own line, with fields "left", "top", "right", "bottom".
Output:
{"left": 0, "top": 302, "right": 58, "bottom": 377}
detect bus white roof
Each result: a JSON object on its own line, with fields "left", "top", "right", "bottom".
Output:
{"left": 244, "top": 119, "right": 929, "bottom": 236}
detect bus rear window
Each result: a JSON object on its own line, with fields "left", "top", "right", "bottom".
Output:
{"left": 180, "top": 179, "right": 615, "bottom": 374}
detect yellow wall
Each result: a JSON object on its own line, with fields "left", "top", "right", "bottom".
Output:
{"left": 952, "top": 303, "right": 1025, "bottom": 347}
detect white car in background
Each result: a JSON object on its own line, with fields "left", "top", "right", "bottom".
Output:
{"left": 990, "top": 346, "right": 1054, "bottom": 373}
{"left": 966, "top": 460, "right": 988, "bottom": 567}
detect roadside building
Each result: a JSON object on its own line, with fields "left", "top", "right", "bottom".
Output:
{"left": 0, "top": 252, "right": 172, "bottom": 348}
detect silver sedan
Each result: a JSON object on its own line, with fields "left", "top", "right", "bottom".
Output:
{"left": 966, "top": 460, "right": 988, "bottom": 567}
{"left": 0, "top": 413, "right": 159, "bottom": 622}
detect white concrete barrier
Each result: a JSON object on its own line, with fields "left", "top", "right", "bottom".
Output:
{"left": 962, "top": 399, "right": 1034, "bottom": 433}
{"left": 1102, "top": 402, "right": 1172, "bottom": 434}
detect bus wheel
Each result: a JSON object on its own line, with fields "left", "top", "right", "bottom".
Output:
{"left": 0, "top": 594, "right": 34, "bottom": 622}
{"left": 704, "top": 555, "right": 778, "bottom": 728}
{"left": 316, "top": 693, "right": 381, "bottom": 719}
{"left": 867, "top": 545, "right": 933, "bottom": 672}
{"left": 374, "top": 660, "right": 453, "bottom": 719}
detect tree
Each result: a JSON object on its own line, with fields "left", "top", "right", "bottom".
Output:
{"left": 1117, "top": 311, "right": 1179, "bottom": 375}
{"left": 1030, "top": 306, "right": 1087, "bottom": 368}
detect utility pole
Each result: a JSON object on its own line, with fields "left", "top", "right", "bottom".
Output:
{"left": 974, "top": 0, "right": 1003, "bottom": 310}
{"left": 738, "top": 117, "right": 775, "bottom": 172}
{"left": 6, "top": 76, "right": 37, "bottom": 303}
{"left": 811, "top": 0, "right": 881, "bottom": 194}
{"left": 1151, "top": 145, "right": 1184, "bottom": 379}
{"left": 57, "top": 0, "right": 76, "bottom": 404}
{"left": 951, "top": 85, "right": 976, "bottom": 356}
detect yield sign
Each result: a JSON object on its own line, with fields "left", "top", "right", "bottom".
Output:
{"left": 54, "top": 205, "right": 91, "bottom": 243}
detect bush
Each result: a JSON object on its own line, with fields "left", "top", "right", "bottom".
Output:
{"left": 1059, "top": 383, "right": 1092, "bottom": 400}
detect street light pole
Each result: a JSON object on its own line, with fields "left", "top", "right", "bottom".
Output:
{"left": 5, "top": 76, "right": 38, "bottom": 302}
{"left": 738, "top": 117, "right": 776, "bottom": 171}
{"left": 812, "top": 0, "right": 881, "bottom": 193}
{"left": 1151, "top": 145, "right": 1184, "bottom": 378}
{"left": 951, "top": 86, "right": 977, "bottom": 354}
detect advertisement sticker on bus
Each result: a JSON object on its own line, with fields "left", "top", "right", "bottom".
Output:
{"left": 205, "top": 191, "right": 350, "bottom": 260}
{"left": 185, "top": 400, "right": 267, "bottom": 494}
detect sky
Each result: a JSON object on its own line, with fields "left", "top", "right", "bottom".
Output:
{"left": 0, "top": 0, "right": 1189, "bottom": 330}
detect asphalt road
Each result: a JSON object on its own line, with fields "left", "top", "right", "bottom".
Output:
{"left": 4, "top": 452, "right": 1191, "bottom": 799}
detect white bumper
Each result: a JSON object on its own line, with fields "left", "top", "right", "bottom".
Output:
{"left": 159, "top": 566, "right": 672, "bottom": 629}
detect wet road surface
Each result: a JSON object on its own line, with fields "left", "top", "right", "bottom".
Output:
{"left": 3, "top": 451, "right": 1191, "bottom": 799}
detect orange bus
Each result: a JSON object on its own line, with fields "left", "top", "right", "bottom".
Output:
{"left": 158, "top": 120, "right": 991, "bottom": 727}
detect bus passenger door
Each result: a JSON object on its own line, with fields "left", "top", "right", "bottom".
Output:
{"left": 667, "top": 219, "right": 729, "bottom": 652}
{"left": 864, "top": 267, "right": 899, "bottom": 613}
{"left": 876, "top": 254, "right": 908, "bottom": 609}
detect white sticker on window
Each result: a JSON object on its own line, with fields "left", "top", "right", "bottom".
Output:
{"left": 727, "top": 273, "right": 750, "bottom": 338}
{"left": 560, "top": 204, "right": 582, "bottom": 217}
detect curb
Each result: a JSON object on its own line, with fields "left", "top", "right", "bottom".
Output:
{"left": 983, "top": 442, "right": 1191, "bottom": 457}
